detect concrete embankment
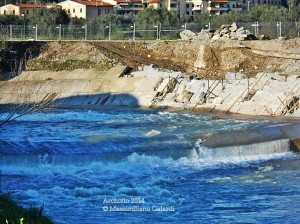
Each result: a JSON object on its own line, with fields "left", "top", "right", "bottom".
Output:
{"left": 1, "top": 65, "right": 300, "bottom": 118}
{"left": 0, "top": 66, "right": 159, "bottom": 108}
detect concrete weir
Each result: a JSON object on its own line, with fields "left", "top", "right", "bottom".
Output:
{"left": 201, "top": 123, "right": 300, "bottom": 155}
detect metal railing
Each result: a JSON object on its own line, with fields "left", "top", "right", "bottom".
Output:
{"left": 0, "top": 21, "right": 299, "bottom": 41}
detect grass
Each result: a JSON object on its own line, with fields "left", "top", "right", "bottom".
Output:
{"left": 0, "top": 194, "right": 53, "bottom": 224}
{"left": 27, "top": 59, "right": 115, "bottom": 71}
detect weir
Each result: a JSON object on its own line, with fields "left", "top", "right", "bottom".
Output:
{"left": 0, "top": 138, "right": 297, "bottom": 168}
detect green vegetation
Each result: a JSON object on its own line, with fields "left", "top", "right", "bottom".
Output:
{"left": 0, "top": 1, "right": 299, "bottom": 40}
{"left": 0, "top": 2, "right": 299, "bottom": 27}
{"left": 0, "top": 194, "right": 53, "bottom": 224}
{"left": 194, "top": 5, "right": 300, "bottom": 25}
{"left": 27, "top": 59, "right": 115, "bottom": 71}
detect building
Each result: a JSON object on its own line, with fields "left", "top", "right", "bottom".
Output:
{"left": 57, "top": 0, "right": 116, "bottom": 19}
{"left": 0, "top": 3, "right": 41, "bottom": 16}
{"left": 148, "top": 0, "right": 164, "bottom": 9}
{"left": 239, "top": 0, "right": 282, "bottom": 12}
{"left": 115, "top": 0, "right": 144, "bottom": 14}
{"left": 0, "top": 0, "right": 263, "bottom": 19}
{"left": 207, "top": 0, "right": 241, "bottom": 15}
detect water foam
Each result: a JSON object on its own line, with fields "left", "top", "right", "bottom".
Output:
{"left": 144, "top": 129, "right": 161, "bottom": 137}
{"left": 189, "top": 138, "right": 293, "bottom": 168}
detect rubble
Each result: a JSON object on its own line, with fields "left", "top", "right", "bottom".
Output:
{"left": 181, "top": 22, "right": 258, "bottom": 41}
{"left": 211, "top": 23, "right": 257, "bottom": 41}
{"left": 179, "top": 30, "right": 197, "bottom": 41}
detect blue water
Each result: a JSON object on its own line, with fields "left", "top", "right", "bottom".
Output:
{"left": 0, "top": 109, "right": 300, "bottom": 224}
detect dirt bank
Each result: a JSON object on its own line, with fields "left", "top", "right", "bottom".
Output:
{"left": 1, "top": 39, "right": 299, "bottom": 80}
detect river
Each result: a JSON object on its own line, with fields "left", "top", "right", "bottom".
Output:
{"left": 0, "top": 109, "right": 299, "bottom": 223}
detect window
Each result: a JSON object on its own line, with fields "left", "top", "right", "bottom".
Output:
{"left": 3, "top": 10, "right": 6, "bottom": 15}
{"left": 13, "top": 10, "right": 15, "bottom": 15}
{"left": 98, "top": 9, "right": 101, "bottom": 15}
{"left": 243, "top": 0, "right": 246, "bottom": 3}
{"left": 27, "top": 10, "right": 29, "bottom": 14}
{"left": 68, "top": 9, "right": 70, "bottom": 13}
{"left": 258, "top": 0, "right": 260, "bottom": 3}
{"left": 73, "top": 8, "right": 75, "bottom": 13}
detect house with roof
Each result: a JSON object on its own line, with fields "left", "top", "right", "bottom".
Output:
{"left": 0, "top": 3, "right": 41, "bottom": 16}
{"left": 115, "top": 0, "right": 144, "bottom": 14}
{"left": 57, "top": 0, "right": 116, "bottom": 19}
{"left": 147, "top": 0, "right": 163, "bottom": 9}
{"left": 207, "top": 0, "right": 241, "bottom": 15}
{"left": 239, "top": 0, "right": 282, "bottom": 12}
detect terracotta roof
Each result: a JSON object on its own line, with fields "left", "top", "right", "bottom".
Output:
{"left": 131, "top": 0, "right": 142, "bottom": 2}
{"left": 75, "top": 0, "right": 115, "bottom": 6}
{"left": 149, "top": 0, "right": 161, "bottom": 3}
{"left": 16, "top": 4, "right": 42, "bottom": 8}
{"left": 115, "top": 0, "right": 130, "bottom": 2}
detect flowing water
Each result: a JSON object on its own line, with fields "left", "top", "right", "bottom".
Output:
{"left": 0, "top": 109, "right": 300, "bottom": 224}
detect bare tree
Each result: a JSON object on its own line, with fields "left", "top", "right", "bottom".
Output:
{"left": 0, "top": 50, "right": 54, "bottom": 128}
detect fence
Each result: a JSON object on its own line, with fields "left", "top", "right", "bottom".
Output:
{"left": 0, "top": 22, "right": 299, "bottom": 41}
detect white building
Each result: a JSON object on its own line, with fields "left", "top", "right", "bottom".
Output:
{"left": 57, "top": 0, "right": 116, "bottom": 19}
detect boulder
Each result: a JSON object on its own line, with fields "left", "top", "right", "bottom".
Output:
{"left": 221, "top": 24, "right": 231, "bottom": 29}
{"left": 220, "top": 28, "right": 230, "bottom": 34}
{"left": 236, "top": 27, "right": 244, "bottom": 33}
{"left": 180, "top": 30, "right": 197, "bottom": 41}
{"left": 198, "top": 29, "right": 211, "bottom": 40}
{"left": 229, "top": 22, "right": 238, "bottom": 32}
{"left": 211, "top": 34, "right": 220, "bottom": 41}
{"left": 230, "top": 32, "right": 238, "bottom": 40}
{"left": 206, "top": 32, "right": 214, "bottom": 39}
{"left": 220, "top": 33, "right": 230, "bottom": 40}
{"left": 258, "top": 34, "right": 265, "bottom": 40}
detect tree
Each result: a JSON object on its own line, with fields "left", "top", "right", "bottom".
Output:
{"left": 0, "top": 15, "right": 22, "bottom": 25}
{"left": 136, "top": 7, "right": 179, "bottom": 26}
{"left": 27, "top": 7, "right": 70, "bottom": 26}
{"left": 0, "top": 41, "right": 54, "bottom": 128}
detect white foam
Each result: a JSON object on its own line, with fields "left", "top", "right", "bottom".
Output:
{"left": 144, "top": 129, "right": 161, "bottom": 137}
{"left": 187, "top": 138, "right": 294, "bottom": 168}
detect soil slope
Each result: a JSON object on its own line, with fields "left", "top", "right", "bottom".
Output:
{"left": 1, "top": 39, "right": 299, "bottom": 80}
